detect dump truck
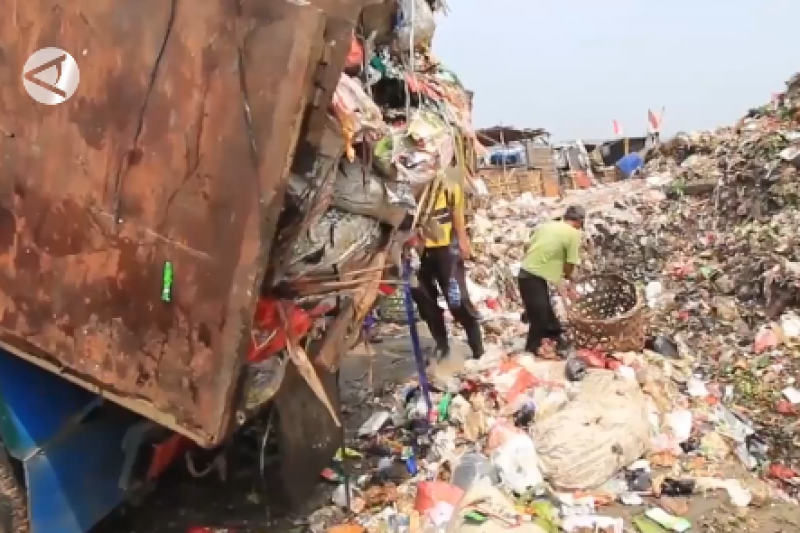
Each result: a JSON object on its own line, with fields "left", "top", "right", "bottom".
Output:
{"left": 0, "top": 0, "right": 390, "bottom": 531}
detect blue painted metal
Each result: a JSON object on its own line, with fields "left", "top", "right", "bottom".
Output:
{"left": 0, "top": 348, "right": 149, "bottom": 533}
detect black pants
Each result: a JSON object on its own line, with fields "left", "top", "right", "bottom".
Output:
{"left": 517, "top": 272, "right": 563, "bottom": 353}
{"left": 410, "top": 247, "right": 484, "bottom": 357}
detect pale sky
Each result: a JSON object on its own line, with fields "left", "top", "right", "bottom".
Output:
{"left": 434, "top": 0, "right": 800, "bottom": 140}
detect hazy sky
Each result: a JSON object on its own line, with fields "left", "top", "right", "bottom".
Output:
{"left": 434, "top": 0, "right": 800, "bottom": 140}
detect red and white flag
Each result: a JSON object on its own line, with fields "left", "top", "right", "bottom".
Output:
{"left": 648, "top": 108, "right": 665, "bottom": 133}
{"left": 612, "top": 119, "right": 623, "bottom": 136}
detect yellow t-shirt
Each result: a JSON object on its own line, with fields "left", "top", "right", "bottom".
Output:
{"left": 425, "top": 185, "right": 464, "bottom": 248}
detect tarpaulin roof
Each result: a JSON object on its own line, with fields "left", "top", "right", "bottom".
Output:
{"left": 477, "top": 126, "right": 550, "bottom": 145}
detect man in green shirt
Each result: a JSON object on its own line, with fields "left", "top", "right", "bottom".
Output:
{"left": 517, "top": 205, "right": 585, "bottom": 355}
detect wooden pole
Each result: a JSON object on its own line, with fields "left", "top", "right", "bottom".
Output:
{"left": 624, "top": 136, "right": 630, "bottom": 155}
{"left": 500, "top": 125, "right": 507, "bottom": 180}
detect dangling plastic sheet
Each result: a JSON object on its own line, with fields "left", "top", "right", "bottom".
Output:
{"left": 285, "top": 208, "right": 383, "bottom": 278}
{"left": 395, "top": 0, "right": 437, "bottom": 53}
{"left": 332, "top": 74, "right": 387, "bottom": 160}
{"left": 332, "top": 160, "right": 416, "bottom": 227}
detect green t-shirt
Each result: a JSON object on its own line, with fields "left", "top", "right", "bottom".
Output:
{"left": 521, "top": 220, "right": 581, "bottom": 283}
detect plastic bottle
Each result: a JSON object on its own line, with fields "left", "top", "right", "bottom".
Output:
{"left": 446, "top": 240, "right": 462, "bottom": 307}
{"left": 451, "top": 452, "right": 494, "bottom": 491}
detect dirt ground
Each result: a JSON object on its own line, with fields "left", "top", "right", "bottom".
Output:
{"left": 95, "top": 328, "right": 800, "bottom": 533}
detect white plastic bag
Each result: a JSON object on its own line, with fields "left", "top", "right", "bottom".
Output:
{"left": 533, "top": 371, "right": 650, "bottom": 490}
{"left": 490, "top": 433, "right": 544, "bottom": 493}
{"left": 395, "top": 0, "right": 436, "bottom": 53}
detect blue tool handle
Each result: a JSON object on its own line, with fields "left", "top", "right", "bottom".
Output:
{"left": 402, "top": 256, "right": 434, "bottom": 417}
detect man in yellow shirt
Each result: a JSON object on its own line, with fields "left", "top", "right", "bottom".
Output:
{"left": 517, "top": 205, "right": 585, "bottom": 355}
{"left": 411, "top": 183, "right": 484, "bottom": 361}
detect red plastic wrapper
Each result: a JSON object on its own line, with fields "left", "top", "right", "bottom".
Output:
{"left": 248, "top": 299, "right": 331, "bottom": 363}
{"left": 345, "top": 32, "right": 363, "bottom": 69}
{"left": 378, "top": 283, "right": 396, "bottom": 296}
{"left": 576, "top": 348, "right": 608, "bottom": 369}
{"left": 415, "top": 481, "right": 464, "bottom": 515}
{"left": 768, "top": 464, "right": 798, "bottom": 481}
{"left": 754, "top": 328, "right": 780, "bottom": 353}
{"left": 492, "top": 360, "right": 538, "bottom": 404}
{"left": 776, "top": 400, "right": 798, "bottom": 416}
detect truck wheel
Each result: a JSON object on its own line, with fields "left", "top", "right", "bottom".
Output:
{"left": 0, "top": 445, "right": 27, "bottom": 533}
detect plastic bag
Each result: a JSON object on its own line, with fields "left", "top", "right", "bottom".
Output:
{"left": 533, "top": 371, "right": 650, "bottom": 490}
{"left": 490, "top": 433, "right": 544, "bottom": 493}
{"left": 393, "top": 111, "right": 455, "bottom": 187}
{"left": 285, "top": 208, "right": 382, "bottom": 278}
{"left": 331, "top": 74, "right": 386, "bottom": 159}
{"left": 394, "top": 0, "right": 436, "bottom": 53}
{"left": 331, "top": 160, "right": 416, "bottom": 227}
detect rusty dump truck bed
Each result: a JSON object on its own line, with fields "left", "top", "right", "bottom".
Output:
{"left": 0, "top": 0, "right": 367, "bottom": 447}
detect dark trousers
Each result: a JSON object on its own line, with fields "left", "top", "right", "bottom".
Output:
{"left": 518, "top": 273, "right": 563, "bottom": 353}
{"left": 410, "top": 247, "right": 484, "bottom": 357}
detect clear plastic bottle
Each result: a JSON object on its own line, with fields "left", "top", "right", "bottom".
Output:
{"left": 447, "top": 240, "right": 462, "bottom": 307}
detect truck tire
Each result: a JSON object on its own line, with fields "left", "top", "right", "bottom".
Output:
{"left": 0, "top": 445, "right": 27, "bottom": 533}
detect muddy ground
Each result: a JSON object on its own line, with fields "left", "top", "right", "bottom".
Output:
{"left": 95, "top": 329, "right": 800, "bottom": 533}
{"left": 94, "top": 331, "right": 433, "bottom": 533}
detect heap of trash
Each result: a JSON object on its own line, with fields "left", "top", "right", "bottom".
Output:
{"left": 312, "top": 71, "right": 800, "bottom": 533}
{"left": 239, "top": 0, "right": 484, "bottom": 418}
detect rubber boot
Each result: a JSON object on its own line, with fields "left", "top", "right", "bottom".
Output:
{"left": 555, "top": 336, "right": 572, "bottom": 357}
{"left": 433, "top": 337, "right": 450, "bottom": 362}
{"left": 465, "top": 322, "right": 485, "bottom": 360}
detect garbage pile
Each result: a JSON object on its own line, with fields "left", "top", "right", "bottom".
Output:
{"left": 312, "top": 72, "right": 800, "bottom": 533}
{"left": 312, "top": 346, "right": 796, "bottom": 533}
{"left": 238, "top": 0, "right": 485, "bottom": 415}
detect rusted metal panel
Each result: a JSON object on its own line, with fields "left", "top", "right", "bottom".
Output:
{"left": 0, "top": 0, "right": 333, "bottom": 447}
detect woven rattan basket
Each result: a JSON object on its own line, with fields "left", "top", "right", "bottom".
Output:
{"left": 565, "top": 274, "right": 646, "bottom": 352}
{"left": 378, "top": 293, "right": 418, "bottom": 324}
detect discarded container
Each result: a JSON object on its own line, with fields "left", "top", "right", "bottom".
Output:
{"left": 647, "top": 336, "right": 680, "bottom": 359}
{"left": 564, "top": 357, "right": 587, "bottom": 382}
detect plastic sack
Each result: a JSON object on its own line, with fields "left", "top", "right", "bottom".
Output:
{"left": 533, "top": 371, "right": 650, "bottom": 490}
{"left": 285, "top": 208, "right": 382, "bottom": 278}
{"left": 331, "top": 160, "right": 416, "bottom": 227}
{"left": 394, "top": 0, "right": 436, "bottom": 53}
